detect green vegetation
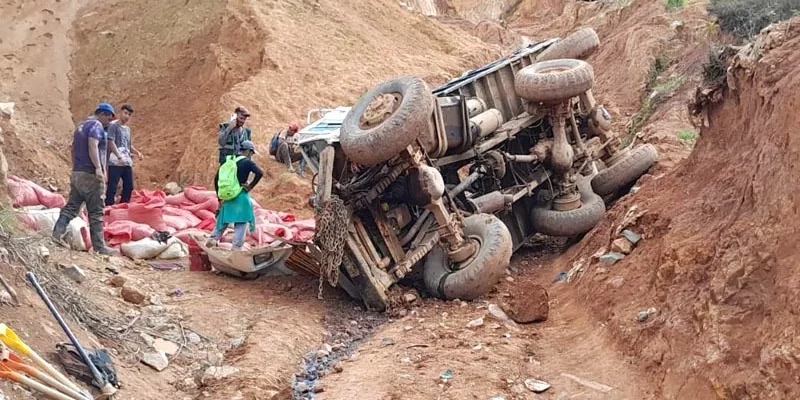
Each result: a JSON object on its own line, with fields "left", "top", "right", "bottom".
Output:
{"left": 678, "top": 129, "right": 700, "bottom": 145}
{"left": 667, "top": 0, "right": 686, "bottom": 10}
{"left": 625, "top": 55, "right": 688, "bottom": 146}
{"left": 708, "top": 0, "right": 800, "bottom": 40}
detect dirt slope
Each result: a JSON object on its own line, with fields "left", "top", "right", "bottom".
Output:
{"left": 68, "top": 0, "right": 500, "bottom": 191}
{"left": 532, "top": 18, "right": 800, "bottom": 399}
{"left": 0, "top": 0, "right": 86, "bottom": 190}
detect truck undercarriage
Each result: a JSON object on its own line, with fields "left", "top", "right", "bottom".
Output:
{"left": 299, "top": 29, "right": 658, "bottom": 311}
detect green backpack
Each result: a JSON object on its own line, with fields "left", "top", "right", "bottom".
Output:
{"left": 217, "top": 155, "right": 245, "bottom": 201}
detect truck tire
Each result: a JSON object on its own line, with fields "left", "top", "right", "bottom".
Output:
{"left": 515, "top": 59, "right": 594, "bottom": 104}
{"left": 423, "top": 213, "right": 513, "bottom": 301}
{"left": 591, "top": 144, "right": 658, "bottom": 196}
{"left": 531, "top": 177, "right": 605, "bottom": 237}
{"left": 537, "top": 28, "right": 600, "bottom": 62}
{"left": 340, "top": 77, "right": 434, "bottom": 166}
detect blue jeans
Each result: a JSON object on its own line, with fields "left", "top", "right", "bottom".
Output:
{"left": 106, "top": 165, "right": 134, "bottom": 206}
{"left": 210, "top": 222, "right": 248, "bottom": 249}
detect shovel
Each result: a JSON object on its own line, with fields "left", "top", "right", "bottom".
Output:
{"left": 26, "top": 272, "right": 118, "bottom": 399}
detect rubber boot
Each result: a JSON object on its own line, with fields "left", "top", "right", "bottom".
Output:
{"left": 51, "top": 215, "right": 71, "bottom": 248}
{"left": 89, "top": 220, "right": 116, "bottom": 256}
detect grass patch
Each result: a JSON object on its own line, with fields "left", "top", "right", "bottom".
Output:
{"left": 667, "top": 0, "right": 686, "bottom": 10}
{"left": 709, "top": 0, "right": 800, "bottom": 40}
{"left": 625, "top": 55, "right": 687, "bottom": 145}
{"left": 678, "top": 129, "right": 700, "bottom": 143}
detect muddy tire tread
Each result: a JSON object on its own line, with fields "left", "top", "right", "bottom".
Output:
{"left": 340, "top": 77, "right": 433, "bottom": 166}
{"left": 591, "top": 144, "right": 658, "bottom": 197}
{"left": 537, "top": 28, "right": 600, "bottom": 62}
{"left": 423, "top": 214, "right": 513, "bottom": 301}
{"left": 515, "top": 59, "right": 595, "bottom": 103}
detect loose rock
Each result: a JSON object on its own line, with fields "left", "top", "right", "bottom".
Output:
{"left": 637, "top": 307, "right": 658, "bottom": 322}
{"left": 109, "top": 275, "right": 127, "bottom": 287}
{"left": 203, "top": 365, "right": 239, "bottom": 382}
{"left": 186, "top": 332, "right": 201, "bottom": 345}
{"left": 62, "top": 265, "right": 86, "bottom": 283}
{"left": 141, "top": 351, "right": 169, "bottom": 371}
{"left": 611, "top": 238, "right": 633, "bottom": 255}
{"left": 295, "top": 382, "right": 311, "bottom": 393}
{"left": 121, "top": 285, "right": 147, "bottom": 304}
{"left": 403, "top": 292, "right": 418, "bottom": 304}
{"left": 153, "top": 338, "right": 180, "bottom": 355}
{"left": 608, "top": 276, "right": 625, "bottom": 288}
{"left": 599, "top": 252, "right": 625, "bottom": 265}
{"left": 502, "top": 285, "right": 550, "bottom": 323}
{"left": 164, "top": 182, "right": 182, "bottom": 195}
{"left": 333, "top": 362, "right": 343, "bottom": 373}
{"left": 623, "top": 229, "right": 642, "bottom": 245}
{"left": 37, "top": 246, "right": 49, "bottom": 260}
{"left": 466, "top": 317, "right": 484, "bottom": 328}
{"left": 524, "top": 378, "right": 551, "bottom": 393}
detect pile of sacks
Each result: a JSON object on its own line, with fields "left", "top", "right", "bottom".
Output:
{"left": 9, "top": 176, "right": 91, "bottom": 251}
{"left": 7, "top": 177, "right": 315, "bottom": 260}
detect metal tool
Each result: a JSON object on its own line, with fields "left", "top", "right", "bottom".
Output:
{"left": 26, "top": 272, "right": 118, "bottom": 399}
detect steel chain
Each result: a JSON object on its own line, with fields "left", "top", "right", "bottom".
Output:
{"left": 314, "top": 195, "right": 349, "bottom": 299}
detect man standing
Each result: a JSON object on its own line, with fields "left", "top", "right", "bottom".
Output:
{"left": 52, "top": 103, "right": 116, "bottom": 255}
{"left": 105, "top": 104, "right": 143, "bottom": 205}
{"left": 207, "top": 141, "right": 263, "bottom": 251}
{"left": 218, "top": 106, "right": 252, "bottom": 165}
{"left": 275, "top": 122, "right": 305, "bottom": 176}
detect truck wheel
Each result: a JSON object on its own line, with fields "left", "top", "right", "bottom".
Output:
{"left": 423, "top": 213, "right": 513, "bottom": 301}
{"left": 537, "top": 28, "right": 600, "bottom": 62}
{"left": 340, "top": 77, "right": 434, "bottom": 166}
{"left": 515, "top": 59, "right": 594, "bottom": 104}
{"left": 591, "top": 144, "right": 658, "bottom": 196}
{"left": 531, "top": 177, "right": 605, "bottom": 237}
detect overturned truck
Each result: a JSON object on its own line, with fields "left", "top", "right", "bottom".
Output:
{"left": 300, "top": 29, "right": 657, "bottom": 311}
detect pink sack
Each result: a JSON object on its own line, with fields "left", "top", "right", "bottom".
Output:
{"left": 163, "top": 207, "right": 202, "bottom": 227}
{"left": 165, "top": 193, "right": 189, "bottom": 206}
{"left": 193, "top": 209, "right": 216, "bottom": 221}
{"left": 104, "top": 220, "right": 155, "bottom": 246}
{"left": 183, "top": 186, "right": 216, "bottom": 204}
{"left": 7, "top": 176, "right": 66, "bottom": 208}
{"left": 173, "top": 228, "right": 210, "bottom": 245}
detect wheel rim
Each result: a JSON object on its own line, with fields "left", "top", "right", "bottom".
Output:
{"left": 553, "top": 191, "right": 581, "bottom": 211}
{"left": 359, "top": 92, "right": 402, "bottom": 129}
{"left": 450, "top": 235, "right": 482, "bottom": 272}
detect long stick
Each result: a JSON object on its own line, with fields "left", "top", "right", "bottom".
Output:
{"left": 5, "top": 357, "right": 89, "bottom": 400}
{"left": 25, "top": 272, "right": 103, "bottom": 397}
{"left": 0, "top": 370, "right": 78, "bottom": 400}
{"left": 0, "top": 324, "right": 83, "bottom": 396}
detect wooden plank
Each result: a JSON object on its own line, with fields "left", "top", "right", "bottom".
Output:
{"left": 368, "top": 205, "right": 406, "bottom": 264}
{"left": 353, "top": 217, "right": 383, "bottom": 268}
{"left": 498, "top": 65, "right": 521, "bottom": 116}
{"left": 316, "top": 146, "right": 334, "bottom": 204}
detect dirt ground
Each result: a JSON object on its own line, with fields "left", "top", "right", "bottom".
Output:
{"left": 2, "top": 0, "right": 796, "bottom": 399}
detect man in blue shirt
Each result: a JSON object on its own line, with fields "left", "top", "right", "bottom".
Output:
{"left": 52, "top": 103, "right": 116, "bottom": 255}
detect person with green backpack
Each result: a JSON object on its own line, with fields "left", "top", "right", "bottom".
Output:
{"left": 206, "top": 140, "right": 263, "bottom": 250}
